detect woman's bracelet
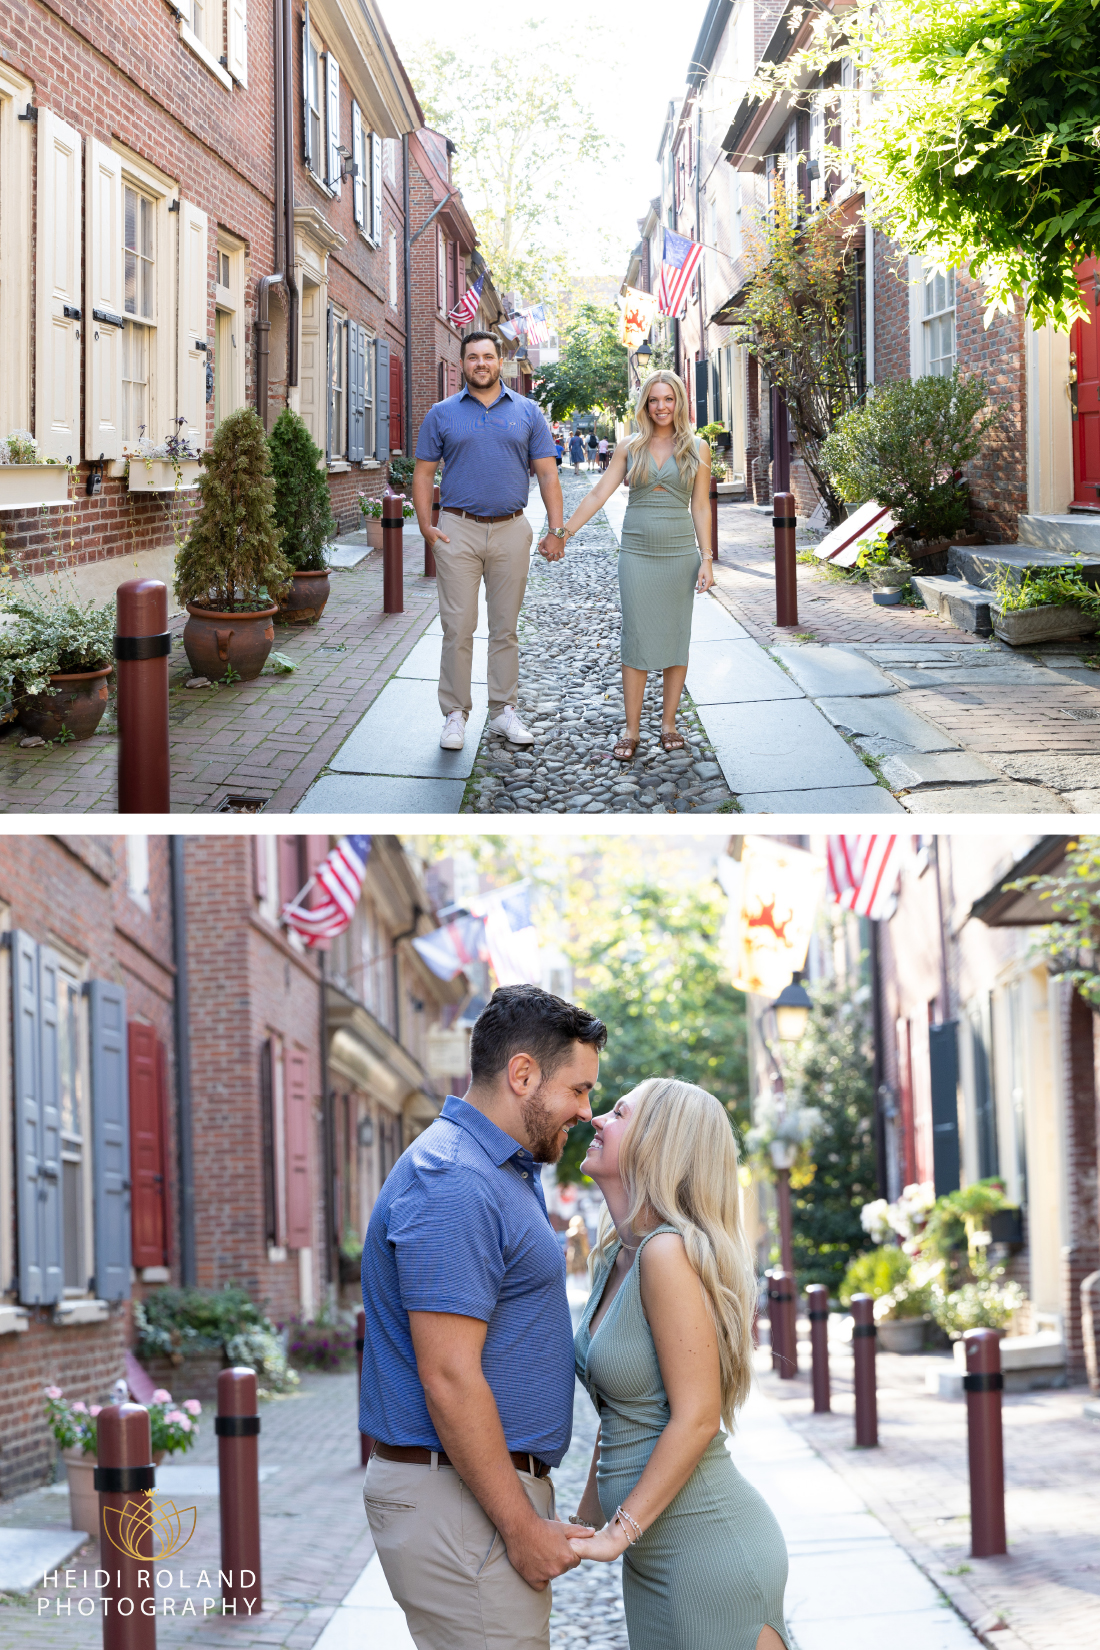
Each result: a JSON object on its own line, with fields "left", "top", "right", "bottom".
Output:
{"left": 613, "top": 1504, "right": 643, "bottom": 1545}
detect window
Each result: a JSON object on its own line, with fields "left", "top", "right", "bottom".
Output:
{"left": 364, "top": 338, "right": 375, "bottom": 457}
{"left": 126, "top": 835, "right": 151, "bottom": 913}
{"left": 122, "top": 184, "right": 155, "bottom": 443}
{"left": 214, "top": 237, "right": 244, "bottom": 428}
{"left": 437, "top": 228, "right": 447, "bottom": 312}
{"left": 923, "top": 268, "right": 956, "bottom": 376}
{"left": 327, "top": 304, "right": 347, "bottom": 462}
{"left": 174, "top": 0, "right": 235, "bottom": 90}
{"left": 784, "top": 119, "right": 799, "bottom": 215}
{"left": 809, "top": 96, "right": 825, "bottom": 207}
{"left": 303, "top": 10, "right": 323, "bottom": 179}
{"left": 57, "top": 962, "right": 88, "bottom": 1294}
{"left": 352, "top": 102, "right": 365, "bottom": 228}
{"left": 839, "top": 58, "right": 856, "bottom": 191}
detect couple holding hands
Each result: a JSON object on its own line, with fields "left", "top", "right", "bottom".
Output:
{"left": 359, "top": 984, "right": 789, "bottom": 1650}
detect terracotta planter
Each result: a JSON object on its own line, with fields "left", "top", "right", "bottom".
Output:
{"left": 13, "top": 665, "right": 112, "bottom": 741}
{"left": 277, "top": 569, "right": 330, "bottom": 625}
{"left": 182, "top": 602, "right": 278, "bottom": 682}
{"left": 876, "top": 1317, "right": 927, "bottom": 1354}
{"left": 62, "top": 1449, "right": 100, "bottom": 1533}
{"left": 362, "top": 518, "right": 384, "bottom": 549}
{"left": 992, "top": 603, "right": 1098, "bottom": 645}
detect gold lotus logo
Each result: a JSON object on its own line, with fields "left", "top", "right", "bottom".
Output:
{"left": 102, "top": 1493, "right": 197, "bottom": 1559}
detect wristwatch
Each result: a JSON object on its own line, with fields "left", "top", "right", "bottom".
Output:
{"left": 548, "top": 527, "right": 568, "bottom": 539}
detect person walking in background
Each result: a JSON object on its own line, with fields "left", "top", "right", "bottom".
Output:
{"left": 540, "top": 371, "right": 713, "bottom": 759}
{"left": 570, "top": 1079, "right": 790, "bottom": 1650}
{"left": 598, "top": 435, "right": 609, "bottom": 472}
{"left": 587, "top": 430, "right": 599, "bottom": 470}
{"left": 412, "top": 332, "right": 566, "bottom": 753}
{"left": 555, "top": 436, "right": 564, "bottom": 471}
{"left": 569, "top": 430, "right": 585, "bottom": 475}
{"left": 359, "top": 986, "right": 607, "bottom": 1650}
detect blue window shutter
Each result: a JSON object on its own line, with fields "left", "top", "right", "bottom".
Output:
{"left": 87, "top": 979, "right": 131, "bottom": 1301}
{"left": 349, "top": 324, "right": 365, "bottom": 461}
{"left": 12, "top": 931, "right": 46, "bottom": 1303}
{"left": 37, "top": 946, "right": 64, "bottom": 1303}
{"left": 375, "top": 337, "right": 390, "bottom": 462}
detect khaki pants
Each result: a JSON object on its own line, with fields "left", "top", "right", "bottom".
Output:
{"left": 435, "top": 510, "right": 533, "bottom": 720}
{"left": 363, "top": 1454, "right": 555, "bottom": 1650}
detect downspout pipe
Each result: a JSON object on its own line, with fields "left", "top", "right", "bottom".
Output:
{"left": 402, "top": 134, "right": 413, "bottom": 454}
{"left": 170, "top": 837, "right": 196, "bottom": 1286}
{"left": 256, "top": 274, "right": 283, "bottom": 430}
{"left": 256, "top": 0, "right": 287, "bottom": 429}
{"left": 283, "top": 0, "right": 298, "bottom": 387}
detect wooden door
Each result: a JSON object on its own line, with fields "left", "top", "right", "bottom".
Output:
{"left": 129, "top": 1022, "right": 167, "bottom": 1268}
{"left": 1072, "top": 258, "right": 1100, "bottom": 508}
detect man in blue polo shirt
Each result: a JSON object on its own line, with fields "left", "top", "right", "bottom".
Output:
{"left": 411, "top": 332, "right": 565, "bottom": 753}
{"left": 360, "top": 984, "right": 607, "bottom": 1650}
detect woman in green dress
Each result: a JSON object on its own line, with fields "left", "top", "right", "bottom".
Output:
{"left": 541, "top": 372, "right": 713, "bottom": 759}
{"left": 569, "top": 1078, "right": 789, "bottom": 1650}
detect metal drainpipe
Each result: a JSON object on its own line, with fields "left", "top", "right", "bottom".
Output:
{"left": 255, "top": 0, "right": 286, "bottom": 428}
{"left": 255, "top": 275, "right": 283, "bottom": 429}
{"left": 283, "top": 0, "right": 298, "bottom": 386}
{"left": 170, "top": 837, "right": 196, "bottom": 1286}
{"left": 402, "top": 134, "right": 413, "bottom": 454}
{"left": 864, "top": 212, "right": 875, "bottom": 390}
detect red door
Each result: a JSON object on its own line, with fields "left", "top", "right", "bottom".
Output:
{"left": 1072, "top": 258, "right": 1100, "bottom": 508}
{"left": 129, "top": 1023, "right": 168, "bottom": 1268}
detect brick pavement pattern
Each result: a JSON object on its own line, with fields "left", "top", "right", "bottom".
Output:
{"left": 0, "top": 543, "right": 438, "bottom": 814}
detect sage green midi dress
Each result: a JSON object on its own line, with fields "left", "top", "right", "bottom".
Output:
{"left": 575, "top": 1227, "right": 790, "bottom": 1650}
{"left": 618, "top": 443, "right": 703, "bottom": 670}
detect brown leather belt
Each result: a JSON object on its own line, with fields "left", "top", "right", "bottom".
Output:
{"left": 371, "top": 1441, "right": 551, "bottom": 1478}
{"left": 443, "top": 508, "right": 525, "bottom": 524}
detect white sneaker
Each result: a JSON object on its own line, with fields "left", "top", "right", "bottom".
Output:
{"left": 489, "top": 706, "right": 535, "bottom": 745}
{"left": 440, "top": 711, "right": 466, "bottom": 750}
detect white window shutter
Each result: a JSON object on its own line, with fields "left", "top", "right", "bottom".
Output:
{"left": 301, "top": 4, "right": 313, "bottom": 170}
{"left": 227, "top": 0, "right": 248, "bottom": 85}
{"left": 34, "top": 109, "right": 82, "bottom": 463}
{"left": 84, "top": 139, "right": 124, "bottom": 462}
{"left": 177, "top": 199, "right": 209, "bottom": 447}
{"left": 352, "top": 103, "right": 364, "bottom": 229}
{"left": 326, "top": 54, "right": 341, "bottom": 196}
{"left": 370, "top": 132, "right": 382, "bottom": 244}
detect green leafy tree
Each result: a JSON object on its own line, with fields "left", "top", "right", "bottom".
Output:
{"left": 732, "top": 198, "right": 862, "bottom": 525}
{"left": 558, "top": 879, "right": 749, "bottom": 1183}
{"left": 1010, "top": 836, "right": 1100, "bottom": 1004}
{"left": 175, "top": 407, "right": 291, "bottom": 612}
{"left": 532, "top": 303, "right": 629, "bottom": 426}
{"left": 268, "top": 409, "right": 335, "bottom": 572}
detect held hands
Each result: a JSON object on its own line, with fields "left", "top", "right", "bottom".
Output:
{"left": 567, "top": 1520, "right": 632, "bottom": 1564}
{"left": 696, "top": 557, "right": 715, "bottom": 593}
{"left": 538, "top": 529, "right": 568, "bottom": 562}
{"left": 505, "top": 1518, "right": 594, "bottom": 1592}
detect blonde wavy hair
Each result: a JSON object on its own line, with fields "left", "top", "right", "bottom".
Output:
{"left": 590, "top": 1078, "right": 756, "bottom": 1429}
{"left": 626, "top": 371, "right": 701, "bottom": 489}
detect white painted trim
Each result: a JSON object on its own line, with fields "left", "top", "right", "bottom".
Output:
{"left": 0, "top": 67, "right": 33, "bottom": 436}
{"left": 0, "top": 1305, "right": 29, "bottom": 1334}
{"left": 906, "top": 255, "right": 924, "bottom": 379}
{"left": 53, "top": 1298, "right": 110, "bottom": 1326}
{"left": 0, "top": 903, "right": 11, "bottom": 1305}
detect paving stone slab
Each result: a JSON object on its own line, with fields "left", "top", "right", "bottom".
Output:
{"left": 881, "top": 663, "right": 1047, "bottom": 688}
{"left": 696, "top": 699, "right": 877, "bottom": 793}
{"left": 987, "top": 751, "right": 1100, "bottom": 790}
{"left": 879, "top": 750, "right": 1002, "bottom": 789}
{"left": 771, "top": 645, "right": 897, "bottom": 698}
{"left": 689, "top": 594, "right": 750, "bottom": 642}
{"left": 396, "top": 634, "right": 488, "bottom": 683}
{"left": 0, "top": 1527, "right": 86, "bottom": 1593}
{"left": 328, "top": 679, "right": 488, "bottom": 780}
{"left": 685, "top": 639, "right": 803, "bottom": 706}
{"left": 736, "top": 785, "right": 905, "bottom": 814}
{"left": 816, "top": 695, "right": 959, "bottom": 751}
{"left": 295, "top": 773, "right": 468, "bottom": 813}
{"left": 900, "top": 781, "right": 1073, "bottom": 814}
{"left": 1066, "top": 789, "right": 1100, "bottom": 813}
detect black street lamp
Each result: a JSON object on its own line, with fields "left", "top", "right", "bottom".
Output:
{"left": 634, "top": 339, "right": 653, "bottom": 377}
{"left": 760, "top": 971, "right": 813, "bottom": 1273}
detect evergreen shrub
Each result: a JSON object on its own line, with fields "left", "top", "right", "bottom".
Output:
{"left": 174, "top": 407, "right": 292, "bottom": 611}
{"left": 268, "top": 409, "right": 335, "bottom": 572}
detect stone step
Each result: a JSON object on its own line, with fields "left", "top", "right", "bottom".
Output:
{"left": 912, "top": 573, "right": 992, "bottom": 634}
{"left": 948, "top": 543, "right": 1100, "bottom": 590}
{"left": 1017, "top": 512, "right": 1100, "bottom": 554}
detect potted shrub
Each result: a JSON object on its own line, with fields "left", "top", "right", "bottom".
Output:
{"left": 840, "top": 1245, "right": 931, "bottom": 1351}
{"left": 174, "top": 407, "right": 292, "bottom": 682}
{"left": 358, "top": 492, "right": 414, "bottom": 549}
{"left": 992, "top": 565, "right": 1100, "bottom": 645}
{"left": 43, "top": 1387, "right": 104, "bottom": 1532}
{"left": 855, "top": 531, "right": 913, "bottom": 605}
{"left": 0, "top": 584, "right": 115, "bottom": 740}
{"left": 268, "top": 409, "right": 336, "bottom": 624}
{"left": 823, "top": 369, "right": 1002, "bottom": 569}
{"left": 134, "top": 1284, "right": 300, "bottom": 1401}
{"left": 127, "top": 422, "right": 203, "bottom": 493}
{"left": 388, "top": 454, "right": 416, "bottom": 496}
{"left": 0, "top": 430, "right": 70, "bottom": 512}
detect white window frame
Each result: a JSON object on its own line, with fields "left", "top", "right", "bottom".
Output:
{"left": 214, "top": 234, "right": 246, "bottom": 426}
{"left": 115, "top": 148, "right": 176, "bottom": 455}
{"left": 0, "top": 902, "right": 12, "bottom": 1311}
{"left": 52, "top": 947, "right": 92, "bottom": 1299}
{"left": 126, "top": 836, "right": 151, "bottom": 913}
{"left": 922, "top": 267, "right": 957, "bottom": 378}
{"left": 305, "top": 27, "right": 325, "bottom": 186}
{"left": 908, "top": 256, "right": 957, "bottom": 379}
{"left": 809, "top": 96, "right": 825, "bottom": 208}
{"left": 0, "top": 66, "right": 33, "bottom": 439}
{"left": 328, "top": 302, "right": 347, "bottom": 466}
{"left": 170, "top": 0, "right": 235, "bottom": 91}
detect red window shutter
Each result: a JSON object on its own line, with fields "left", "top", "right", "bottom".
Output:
{"left": 389, "top": 353, "right": 403, "bottom": 452}
{"left": 253, "top": 836, "right": 268, "bottom": 900}
{"left": 284, "top": 1047, "right": 312, "bottom": 1248}
{"left": 129, "top": 1022, "right": 167, "bottom": 1268}
{"left": 278, "top": 836, "right": 303, "bottom": 911}
{"left": 437, "top": 229, "right": 446, "bottom": 311}
{"left": 446, "top": 241, "right": 456, "bottom": 316}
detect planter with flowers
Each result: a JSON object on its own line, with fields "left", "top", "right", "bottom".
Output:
{"left": 147, "top": 1388, "right": 203, "bottom": 1464}
{"left": 0, "top": 431, "right": 70, "bottom": 512}
{"left": 358, "top": 492, "right": 414, "bottom": 550}
{"left": 0, "top": 582, "right": 115, "bottom": 741}
{"left": 44, "top": 1385, "right": 202, "bottom": 1531}
{"left": 840, "top": 1246, "right": 935, "bottom": 1352}
{"left": 125, "top": 425, "right": 203, "bottom": 493}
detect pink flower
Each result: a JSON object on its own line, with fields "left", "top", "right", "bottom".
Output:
{"left": 89, "top": 1405, "right": 102, "bottom": 1417}
{"left": 71, "top": 1401, "right": 88, "bottom": 1415}
{"left": 178, "top": 1416, "right": 192, "bottom": 1432}
{"left": 166, "top": 1409, "right": 186, "bottom": 1424}
{"left": 182, "top": 1399, "right": 202, "bottom": 1416}
{"left": 151, "top": 1389, "right": 173, "bottom": 1404}
{"left": 44, "top": 1386, "right": 63, "bottom": 1401}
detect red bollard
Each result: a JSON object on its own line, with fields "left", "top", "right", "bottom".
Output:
{"left": 425, "top": 483, "right": 440, "bottom": 578}
{"left": 116, "top": 579, "right": 170, "bottom": 813}
{"left": 216, "top": 1368, "right": 262, "bottom": 1618}
{"left": 806, "top": 1283, "right": 831, "bottom": 1413}
{"left": 773, "top": 490, "right": 798, "bottom": 627}
{"left": 95, "top": 1403, "right": 156, "bottom": 1650}
{"left": 964, "top": 1328, "right": 1006, "bottom": 1557}
{"left": 709, "top": 469, "right": 719, "bottom": 564}
{"left": 356, "top": 1309, "right": 371, "bottom": 1466}
{"left": 851, "top": 1293, "right": 878, "bottom": 1446}
{"left": 382, "top": 487, "right": 404, "bottom": 614}
{"left": 773, "top": 1268, "right": 798, "bottom": 1379}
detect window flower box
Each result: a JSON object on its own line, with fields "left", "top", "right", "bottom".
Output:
{"left": 0, "top": 464, "right": 70, "bottom": 512}
{"left": 127, "top": 458, "right": 202, "bottom": 493}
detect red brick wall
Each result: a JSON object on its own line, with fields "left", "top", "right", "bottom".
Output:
{"left": 0, "top": 1310, "right": 130, "bottom": 1499}
{"left": 1060, "top": 997, "right": 1100, "bottom": 1380}
{"left": 408, "top": 147, "right": 470, "bottom": 457}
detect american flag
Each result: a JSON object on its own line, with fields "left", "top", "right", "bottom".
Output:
{"left": 825, "top": 835, "right": 907, "bottom": 920}
{"left": 282, "top": 835, "right": 371, "bottom": 947}
{"left": 520, "top": 304, "right": 550, "bottom": 346}
{"left": 449, "top": 274, "right": 484, "bottom": 327}
{"left": 656, "top": 228, "right": 703, "bottom": 318}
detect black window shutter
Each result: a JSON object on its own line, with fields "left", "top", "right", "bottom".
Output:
{"left": 375, "top": 337, "right": 390, "bottom": 462}
{"left": 87, "top": 979, "right": 131, "bottom": 1301}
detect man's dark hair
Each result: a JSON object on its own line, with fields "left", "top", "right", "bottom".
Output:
{"left": 469, "top": 984, "right": 606, "bottom": 1082}
{"left": 460, "top": 330, "right": 502, "bottom": 360}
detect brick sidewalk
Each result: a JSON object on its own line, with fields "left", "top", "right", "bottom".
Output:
{"left": 0, "top": 540, "right": 438, "bottom": 814}
{"left": 755, "top": 1339, "right": 1100, "bottom": 1650}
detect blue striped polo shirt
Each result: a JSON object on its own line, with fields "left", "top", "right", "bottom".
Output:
{"left": 415, "top": 384, "right": 557, "bottom": 515}
{"left": 359, "top": 1095, "right": 575, "bottom": 1465}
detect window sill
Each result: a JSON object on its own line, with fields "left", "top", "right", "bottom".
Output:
{"left": 0, "top": 1304, "right": 29, "bottom": 1335}
{"left": 53, "top": 1299, "right": 111, "bottom": 1327}
{"left": 328, "top": 460, "right": 350, "bottom": 473}
{"left": 178, "top": 20, "right": 233, "bottom": 90}
{"left": 140, "top": 1265, "right": 170, "bottom": 1284}
{"left": 307, "top": 168, "right": 336, "bottom": 203}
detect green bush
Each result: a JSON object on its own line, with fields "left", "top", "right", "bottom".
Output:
{"left": 0, "top": 587, "right": 114, "bottom": 697}
{"left": 133, "top": 1284, "right": 299, "bottom": 1395}
{"left": 822, "top": 369, "right": 1002, "bottom": 542}
{"left": 932, "top": 1269, "right": 1026, "bottom": 1338}
{"left": 268, "top": 409, "right": 335, "bottom": 573}
{"left": 174, "top": 407, "right": 292, "bottom": 611}
{"left": 995, "top": 566, "right": 1100, "bottom": 618}
{"left": 282, "top": 1303, "right": 357, "bottom": 1372}
{"left": 388, "top": 455, "right": 416, "bottom": 493}
{"left": 840, "top": 1244, "right": 911, "bottom": 1306}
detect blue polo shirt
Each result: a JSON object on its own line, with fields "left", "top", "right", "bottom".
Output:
{"left": 415, "top": 384, "right": 556, "bottom": 515}
{"left": 359, "top": 1095, "right": 575, "bottom": 1466}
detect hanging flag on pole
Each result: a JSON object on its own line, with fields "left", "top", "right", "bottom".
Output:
{"left": 724, "top": 837, "right": 825, "bottom": 998}
{"left": 412, "top": 914, "right": 488, "bottom": 982}
{"left": 282, "top": 836, "right": 371, "bottom": 948}
{"left": 469, "top": 883, "right": 541, "bottom": 986}
{"left": 522, "top": 304, "right": 550, "bottom": 345}
{"left": 619, "top": 285, "right": 659, "bottom": 349}
{"left": 656, "top": 228, "right": 703, "bottom": 318}
{"left": 449, "top": 273, "right": 485, "bottom": 328}
{"left": 825, "top": 836, "right": 908, "bottom": 919}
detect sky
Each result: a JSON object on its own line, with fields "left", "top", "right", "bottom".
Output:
{"left": 386, "top": 0, "right": 706, "bottom": 285}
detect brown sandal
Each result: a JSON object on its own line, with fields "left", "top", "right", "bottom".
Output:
{"left": 613, "top": 734, "right": 640, "bottom": 761}
{"left": 660, "top": 728, "right": 686, "bottom": 751}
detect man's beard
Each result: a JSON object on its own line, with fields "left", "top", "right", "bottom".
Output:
{"left": 463, "top": 363, "right": 500, "bottom": 388}
{"left": 522, "top": 1080, "right": 568, "bottom": 1164}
